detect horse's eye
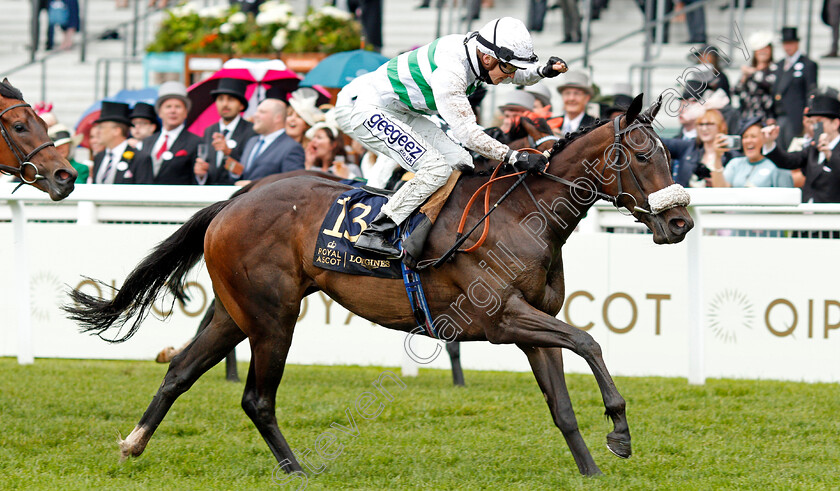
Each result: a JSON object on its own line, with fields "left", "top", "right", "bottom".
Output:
{"left": 635, "top": 153, "right": 648, "bottom": 162}
{"left": 13, "top": 123, "right": 25, "bottom": 133}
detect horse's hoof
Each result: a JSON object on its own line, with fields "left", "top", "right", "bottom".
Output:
{"left": 606, "top": 436, "right": 631, "bottom": 459}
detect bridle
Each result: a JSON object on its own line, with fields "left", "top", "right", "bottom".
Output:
{"left": 0, "top": 102, "right": 54, "bottom": 186}
{"left": 537, "top": 115, "right": 679, "bottom": 217}
{"left": 430, "top": 111, "right": 689, "bottom": 268}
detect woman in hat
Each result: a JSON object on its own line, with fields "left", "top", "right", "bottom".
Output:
{"left": 304, "top": 116, "right": 361, "bottom": 179}
{"left": 285, "top": 88, "right": 325, "bottom": 146}
{"left": 710, "top": 117, "right": 793, "bottom": 188}
{"left": 736, "top": 31, "right": 777, "bottom": 123}
{"left": 48, "top": 124, "right": 88, "bottom": 183}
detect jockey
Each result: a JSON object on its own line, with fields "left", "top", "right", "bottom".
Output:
{"left": 335, "top": 17, "right": 568, "bottom": 257}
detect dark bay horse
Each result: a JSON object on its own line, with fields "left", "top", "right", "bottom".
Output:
{"left": 159, "top": 116, "right": 560, "bottom": 386}
{"left": 66, "top": 95, "right": 693, "bottom": 477}
{"left": 0, "top": 78, "right": 76, "bottom": 200}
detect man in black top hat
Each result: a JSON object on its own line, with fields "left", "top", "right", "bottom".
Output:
{"left": 771, "top": 27, "right": 819, "bottom": 149}
{"left": 92, "top": 101, "right": 137, "bottom": 184}
{"left": 128, "top": 102, "right": 159, "bottom": 150}
{"left": 195, "top": 78, "right": 256, "bottom": 185}
{"left": 763, "top": 94, "right": 840, "bottom": 202}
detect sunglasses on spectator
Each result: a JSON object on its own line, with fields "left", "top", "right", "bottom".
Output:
{"left": 696, "top": 123, "right": 718, "bottom": 127}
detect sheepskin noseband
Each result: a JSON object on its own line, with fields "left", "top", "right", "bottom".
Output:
{"left": 647, "top": 184, "right": 690, "bottom": 214}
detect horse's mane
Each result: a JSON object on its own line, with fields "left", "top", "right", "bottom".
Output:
{"left": 550, "top": 118, "right": 610, "bottom": 156}
{"left": 0, "top": 80, "right": 23, "bottom": 101}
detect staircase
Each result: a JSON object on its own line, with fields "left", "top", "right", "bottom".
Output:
{"left": 1, "top": 0, "right": 835, "bottom": 131}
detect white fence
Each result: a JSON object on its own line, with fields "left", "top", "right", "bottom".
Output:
{"left": 2, "top": 184, "right": 839, "bottom": 384}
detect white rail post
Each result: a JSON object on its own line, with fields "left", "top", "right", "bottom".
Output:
{"left": 686, "top": 205, "right": 704, "bottom": 384}
{"left": 10, "top": 199, "right": 34, "bottom": 365}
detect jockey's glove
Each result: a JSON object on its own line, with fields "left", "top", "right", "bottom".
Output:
{"left": 513, "top": 151, "right": 548, "bottom": 173}
{"left": 539, "top": 57, "right": 566, "bottom": 78}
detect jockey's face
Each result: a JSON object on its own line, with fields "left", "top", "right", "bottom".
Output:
{"left": 479, "top": 52, "right": 516, "bottom": 85}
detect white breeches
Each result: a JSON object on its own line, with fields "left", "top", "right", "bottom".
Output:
{"left": 335, "top": 102, "right": 471, "bottom": 224}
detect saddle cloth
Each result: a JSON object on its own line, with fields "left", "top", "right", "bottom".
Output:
{"left": 312, "top": 170, "right": 461, "bottom": 278}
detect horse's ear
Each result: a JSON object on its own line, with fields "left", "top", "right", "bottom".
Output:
{"left": 625, "top": 94, "right": 644, "bottom": 124}
{"left": 1, "top": 78, "right": 8, "bottom": 85}
{"left": 644, "top": 94, "right": 663, "bottom": 121}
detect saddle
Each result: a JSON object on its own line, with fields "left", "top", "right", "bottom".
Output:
{"left": 313, "top": 170, "right": 461, "bottom": 278}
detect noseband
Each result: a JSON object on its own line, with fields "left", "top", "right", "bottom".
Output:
{"left": 0, "top": 103, "right": 54, "bottom": 186}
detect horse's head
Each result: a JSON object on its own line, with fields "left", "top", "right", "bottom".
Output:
{"left": 0, "top": 78, "right": 76, "bottom": 200}
{"left": 590, "top": 94, "right": 693, "bottom": 244}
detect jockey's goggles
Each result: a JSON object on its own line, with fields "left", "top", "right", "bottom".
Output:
{"left": 497, "top": 60, "right": 519, "bottom": 74}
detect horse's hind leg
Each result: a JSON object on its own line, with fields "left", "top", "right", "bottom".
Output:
{"left": 240, "top": 310, "right": 302, "bottom": 472}
{"left": 196, "top": 300, "right": 239, "bottom": 382}
{"left": 119, "top": 298, "right": 246, "bottom": 460}
{"left": 519, "top": 345, "right": 601, "bottom": 476}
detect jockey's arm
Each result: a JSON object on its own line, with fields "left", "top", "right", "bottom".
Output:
{"left": 432, "top": 69, "right": 517, "bottom": 164}
{"left": 510, "top": 65, "right": 545, "bottom": 86}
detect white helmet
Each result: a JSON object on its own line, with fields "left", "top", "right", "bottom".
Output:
{"left": 475, "top": 17, "right": 539, "bottom": 70}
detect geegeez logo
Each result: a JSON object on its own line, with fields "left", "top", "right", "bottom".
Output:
{"left": 363, "top": 113, "right": 426, "bottom": 168}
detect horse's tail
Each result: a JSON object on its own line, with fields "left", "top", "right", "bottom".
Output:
{"left": 63, "top": 198, "right": 236, "bottom": 343}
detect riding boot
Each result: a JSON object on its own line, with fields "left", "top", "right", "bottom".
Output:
{"left": 355, "top": 213, "right": 402, "bottom": 257}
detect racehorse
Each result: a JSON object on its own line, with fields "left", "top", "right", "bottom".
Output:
{"left": 0, "top": 78, "right": 76, "bottom": 199}
{"left": 157, "top": 116, "right": 561, "bottom": 386}
{"left": 65, "top": 95, "right": 693, "bottom": 477}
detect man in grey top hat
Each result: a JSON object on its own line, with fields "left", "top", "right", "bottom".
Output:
{"left": 131, "top": 81, "right": 202, "bottom": 185}
{"left": 498, "top": 90, "right": 536, "bottom": 133}
{"left": 555, "top": 70, "right": 597, "bottom": 136}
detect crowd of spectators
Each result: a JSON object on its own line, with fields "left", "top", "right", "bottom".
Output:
{"left": 13, "top": 4, "right": 840, "bottom": 208}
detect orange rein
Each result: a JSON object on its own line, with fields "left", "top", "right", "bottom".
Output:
{"left": 456, "top": 147, "right": 546, "bottom": 253}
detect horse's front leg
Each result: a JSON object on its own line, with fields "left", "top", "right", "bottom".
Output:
{"left": 519, "top": 345, "right": 602, "bottom": 476}
{"left": 489, "top": 295, "right": 631, "bottom": 459}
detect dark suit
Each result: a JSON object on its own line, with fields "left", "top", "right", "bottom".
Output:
{"left": 236, "top": 132, "right": 305, "bottom": 181}
{"left": 771, "top": 54, "right": 818, "bottom": 148}
{"left": 130, "top": 127, "right": 202, "bottom": 185}
{"left": 766, "top": 141, "right": 840, "bottom": 202}
{"left": 91, "top": 143, "right": 137, "bottom": 184}
{"left": 560, "top": 113, "right": 597, "bottom": 135}
{"left": 201, "top": 118, "right": 256, "bottom": 185}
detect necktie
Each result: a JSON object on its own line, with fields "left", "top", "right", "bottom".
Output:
{"left": 100, "top": 150, "right": 113, "bottom": 183}
{"left": 245, "top": 137, "right": 265, "bottom": 174}
{"left": 155, "top": 134, "right": 169, "bottom": 160}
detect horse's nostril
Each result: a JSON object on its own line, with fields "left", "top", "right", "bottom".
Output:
{"left": 668, "top": 217, "right": 688, "bottom": 235}
{"left": 55, "top": 169, "right": 73, "bottom": 183}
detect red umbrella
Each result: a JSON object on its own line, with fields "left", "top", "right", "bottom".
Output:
{"left": 186, "top": 59, "right": 331, "bottom": 136}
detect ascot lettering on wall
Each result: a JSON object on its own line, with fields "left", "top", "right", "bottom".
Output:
{"left": 562, "top": 290, "right": 671, "bottom": 335}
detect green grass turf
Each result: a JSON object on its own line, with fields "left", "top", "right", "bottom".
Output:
{"left": 0, "top": 358, "right": 838, "bottom": 490}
